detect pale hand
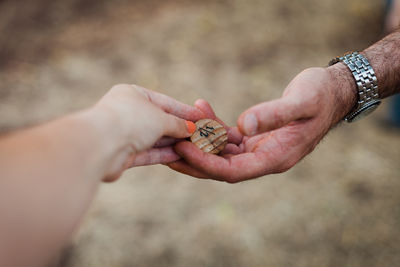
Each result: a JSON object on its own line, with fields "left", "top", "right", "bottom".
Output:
{"left": 93, "top": 84, "right": 204, "bottom": 181}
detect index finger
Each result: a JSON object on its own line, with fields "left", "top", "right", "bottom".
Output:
{"left": 194, "top": 99, "right": 243, "bottom": 145}
{"left": 136, "top": 86, "right": 206, "bottom": 121}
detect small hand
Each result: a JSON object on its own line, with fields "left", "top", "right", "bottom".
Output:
{"left": 169, "top": 66, "right": 355, "bottom": 182}
{"left": 94, "top": 84, "right": 204, "bottom": 181}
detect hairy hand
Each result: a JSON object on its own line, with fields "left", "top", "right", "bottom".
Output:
{"left": 169, "top": 66, "right": 356, "bottom": 182}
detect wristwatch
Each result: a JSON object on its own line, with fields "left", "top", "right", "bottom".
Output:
{"left": 329, "top": 52, "right": 381, "bottom": 123}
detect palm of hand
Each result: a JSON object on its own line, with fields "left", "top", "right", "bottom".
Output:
{"left": 169, "top": 105, "right": 323, "bottom": 183}
{"left": 169, "top": 68, "right": 347, "bottom": 182}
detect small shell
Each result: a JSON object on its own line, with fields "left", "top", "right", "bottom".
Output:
{"left": 190, "top": 119, "right": 228, "bottom": 154}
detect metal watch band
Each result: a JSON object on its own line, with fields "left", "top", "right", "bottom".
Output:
{"left": 329, "top": 52, "right": 380, "bottom": 122}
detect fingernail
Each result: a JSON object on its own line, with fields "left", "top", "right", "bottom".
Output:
{"left": 243, "top": 113, "right": 258, "bottom": 136}
{"left": 185, "top": 121, "right": 197, "bottom": 134}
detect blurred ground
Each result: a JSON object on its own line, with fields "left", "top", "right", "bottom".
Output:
{"left": 1, "top": 0, "right": 400, "bottom": 266}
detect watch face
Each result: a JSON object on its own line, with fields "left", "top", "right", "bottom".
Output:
{"left": 348, "top": 101, "right": 381, "bottom": 123}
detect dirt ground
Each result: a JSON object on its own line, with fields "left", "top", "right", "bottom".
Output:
{"left": 1, "top": 0, "right": 400, "bottom": 266}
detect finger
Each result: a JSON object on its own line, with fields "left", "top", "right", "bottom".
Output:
{"left": 237, "top": 97, "right": 312, "bottom": 136}
{"left": 130, "top": 147, "right": 181, "bottom": 167}
{"left": 174, "top": 141, "right": 271, "bottom": 182}
{"left": 220, "top": 143, "right": 242, "bottom": 155}
{"left": 137, "top": 86, "right": 206, "bottom": 121}
{"left": 154, "top": 137, "right": 182, "bottom": 148}
{"left": 195, "top": 99, "right": 243, "bottom": 144}
{"left": 195, "top": 99, "right": 227, "bottom": 128}
{"left": 167, "top": 160, "right": 212, "bottom": 179}
{"left": 194, "top": 99, "right": 217, "bottom": 119}
{"left": 174, "top": 141, "right": 230, "bottom": 176}
{"left": 162, "top": 114, "right": 196, "bottom": 139}
{"left": 220, "top": 154, "right": 236, "bottom": 160}
{"left": 227, "top": 127, "right": 243, "bottom": 145}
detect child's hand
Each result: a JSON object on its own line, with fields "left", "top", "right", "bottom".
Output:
{"left": 93, "top": 84, "right": 204, "bottom": 181}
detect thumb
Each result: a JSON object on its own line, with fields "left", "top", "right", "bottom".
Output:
{"left": 237, "top": 97, "right": 309, "bottom": 136}
{"left": 162, "top": 113, "right": 197, "bottom": 139}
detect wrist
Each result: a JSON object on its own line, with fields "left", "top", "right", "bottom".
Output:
{"left": 326, "top": 62, "right": 358, "bottom": 124}
{"left": 77, "top": 107, "right": 134, "bottom": 181}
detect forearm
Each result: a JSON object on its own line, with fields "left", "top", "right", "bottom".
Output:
{"left": 326, "top": 30, "right": 400, "bottom": 124}
{"left": 0, "top": 83, "right": 198, "bottom": 266}
{"left": 0, "top": 108, "right": 125, "bottom": 267}
{"left": 364, "top": 29, "right": 400, "bottom": 98}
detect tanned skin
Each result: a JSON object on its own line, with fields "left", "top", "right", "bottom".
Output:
{"left": 364, "top": 29, "right": 400, "bottom": 98}
{"left": 169, "top": 30, "right": 400, "bottom": 182}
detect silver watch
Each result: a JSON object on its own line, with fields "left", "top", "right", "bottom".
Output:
{"left": 329, "top": 52, "right": 381, "bottom": 123}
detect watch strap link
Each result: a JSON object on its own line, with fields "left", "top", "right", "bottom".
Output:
{"left": 329, "top": 52, "right": 380, "bottom": 122}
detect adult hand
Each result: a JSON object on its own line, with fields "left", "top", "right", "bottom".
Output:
{"left": 93, "top": 84, "right": 204, "bottom": 181}
{"left": 169, "top": 65, "right": 356, "bottom": 182}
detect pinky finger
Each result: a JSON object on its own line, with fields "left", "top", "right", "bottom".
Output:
{"left": 154, "top": 137, "right": 182, "bottom": 148}
{"left": 220, "top": 143, "right": 242, "bottom": 155}
{"left": 129, "top": 147, "right": 181, "bottom": 167}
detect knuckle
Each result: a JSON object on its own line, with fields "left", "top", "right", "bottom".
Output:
{"left": 224, "top": 177, "right": 240, "bottom": 184}
{"left": 110, "top": 84, "right": 149, "bottom": 100}
{"left": 276, "top": 160, "right": 297, "bottom": 174}
{"left": 275, "top": 166, "right": 289, "bottom": 174}
{"left": 222, "top": 171, "right": 246, "bottom": 184}
{"left": 276, "top": 166, "right": 290, "bottom": 174}
{"left": 272, "top": 107, "right": 285, "bottom": 127}
{"left": 110, "top": 83, "right": 131, "bottom": 92}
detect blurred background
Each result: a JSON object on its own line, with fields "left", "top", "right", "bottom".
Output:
{"left": 1, "top": 0, "right": 400, "bottom": 266}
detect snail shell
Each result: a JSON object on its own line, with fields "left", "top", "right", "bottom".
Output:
{"left": 190, "top": 119, "right": 228, "bottom": 154}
